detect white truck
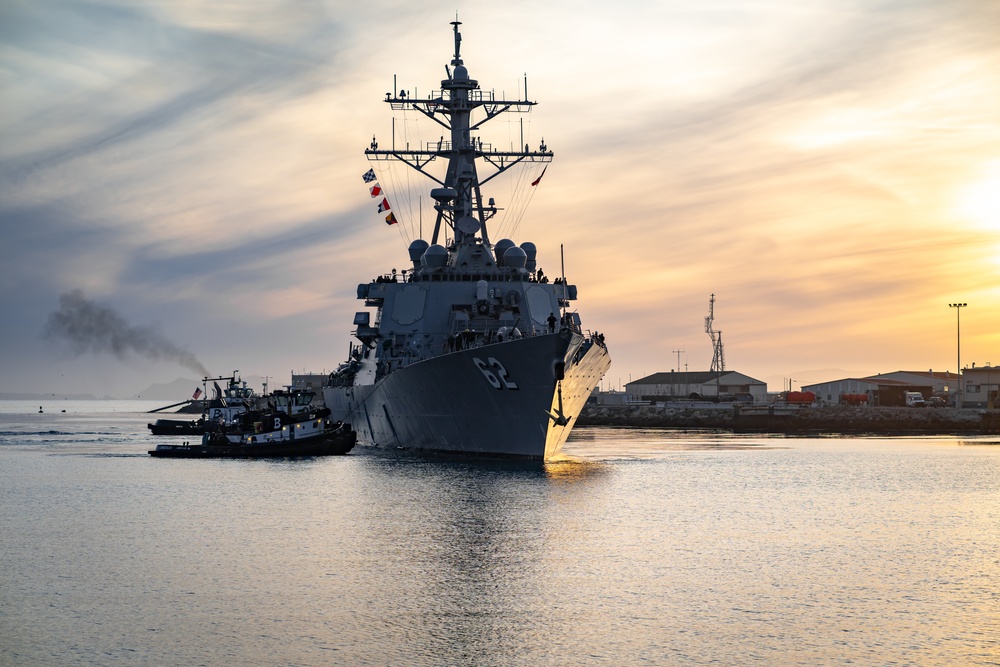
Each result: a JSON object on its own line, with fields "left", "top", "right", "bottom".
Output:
{"left": 904, "top": 391, "right": 926, "bottom": 407}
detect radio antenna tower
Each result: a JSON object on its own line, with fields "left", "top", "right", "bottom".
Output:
{"left": 705, "top": 293, "right": 725, "bottom": 373}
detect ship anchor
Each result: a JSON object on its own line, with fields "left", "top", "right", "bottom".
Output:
{"left": 546, "top": 381, "right": 572, "bottom": 426}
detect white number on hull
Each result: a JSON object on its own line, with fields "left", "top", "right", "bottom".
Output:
{"left": 473, "top": 357, "right": 519, "bottom": 390}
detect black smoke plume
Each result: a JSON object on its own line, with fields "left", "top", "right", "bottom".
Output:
{"left": 43, "top": 290, "right": 210, "bottom": 376}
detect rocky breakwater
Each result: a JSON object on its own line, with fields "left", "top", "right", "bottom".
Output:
{"left": 734, "top": 405, "right": 985, "bottom": 434}
{"left": 579, "top": 403, "right": 993, "bottom": 434}
{"left": 577, "top": 404, "right": 734, "bottom": 429}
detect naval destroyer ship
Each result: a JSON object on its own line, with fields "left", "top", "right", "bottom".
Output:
{"left": 323, "top": 21, "right": 610, "bottom": 459}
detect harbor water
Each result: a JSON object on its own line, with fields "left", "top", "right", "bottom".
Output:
{"left": 2, "top": 401, "right": 998, "bottom": 666}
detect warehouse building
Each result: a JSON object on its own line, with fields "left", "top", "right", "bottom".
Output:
{"left": 625, "top": 371, "right": 767, "bottom": 404}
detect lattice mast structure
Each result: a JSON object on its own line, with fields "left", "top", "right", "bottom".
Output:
{"left": 366, "top": 21, "right": 552, "bottom": 249}
{"left": 705, "top": 293, "right": 725, "bottom": 373}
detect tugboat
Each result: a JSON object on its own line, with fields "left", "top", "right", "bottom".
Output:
{"left": 147, "top": 373, "right": 256, "bottom": 436}
{"left": 323, "top": 21, "right": 610, "bottom": 460}
{"left": 149, "top": 388, "right": 356, "bottom": 458}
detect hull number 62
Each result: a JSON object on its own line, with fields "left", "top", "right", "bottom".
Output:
{"left": 473, "top": 357, "right": 519, "bottom": 390}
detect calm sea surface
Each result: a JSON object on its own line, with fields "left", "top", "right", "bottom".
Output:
{"left": 1, "top": 400, "right": 998, "bottom": 666}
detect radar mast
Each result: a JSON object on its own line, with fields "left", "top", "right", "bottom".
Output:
{"left": 705, "top": 293, "right": 725, "bottom": 373}
{"left": 365, "top": 21, "right": 553, "bottom": 264}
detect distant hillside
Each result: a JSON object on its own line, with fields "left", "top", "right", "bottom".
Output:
{"left": 0, "top": 375, "right": 282, "bottom": 402}
{"left": 136, "top": 375, "right": 272, "bottom": 400}
{"left": 135, "top": 378, "right": 202, "bottom": 401}
{"left": 0, "top": 378, "right": 200, "bottom": 401}
{"left": 0, "top": 392, "right": 103, "bottom": 400}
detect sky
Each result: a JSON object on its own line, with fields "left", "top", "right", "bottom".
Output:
{"left": 2, "top": 0, "right": 998, "bottom": 397}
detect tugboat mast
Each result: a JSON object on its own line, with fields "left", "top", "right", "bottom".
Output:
{"left": 365, "top": 21, "right": 553, "bottom": 256}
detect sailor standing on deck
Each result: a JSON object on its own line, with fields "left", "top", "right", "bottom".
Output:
{"left": 548, "top": 313, "right": 557, "bottom": 333}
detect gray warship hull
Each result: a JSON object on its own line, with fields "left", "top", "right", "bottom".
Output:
{"left": 324, "top": 331, "right": 610, "bottom": 459}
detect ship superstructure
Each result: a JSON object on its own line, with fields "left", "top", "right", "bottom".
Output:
{"left": 324, "top": 21, "right": 610, "bottom": 459}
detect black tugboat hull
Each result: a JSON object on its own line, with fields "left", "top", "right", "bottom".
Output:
{"left": 147, "top": 419, "right": 221, "bottom": 436}
{"left": 149, "top": 429, "right": 357, "bottom": 458}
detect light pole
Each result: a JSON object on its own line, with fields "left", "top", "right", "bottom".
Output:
{"left": 949, "top": 303, "right": 967, "bottom": 408}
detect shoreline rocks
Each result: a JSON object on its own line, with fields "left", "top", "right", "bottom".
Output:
{"left": 578, "top": 404, "right": 996, "bottom": 435}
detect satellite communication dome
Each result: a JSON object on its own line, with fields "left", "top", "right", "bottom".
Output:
{"left": 519, "top": 241, "right": 537, "bottom": 271}
{"left": 503, "top": 246, "right": 527, "bottom": 270}
{"left": 421, "top": 244, "right": 448, "bottom": 268}
{"left": 408, "top": 239, "right": 429, "bottom": 266}
{"left": 494, "top": 239, "right": 515, "bottom": 266}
